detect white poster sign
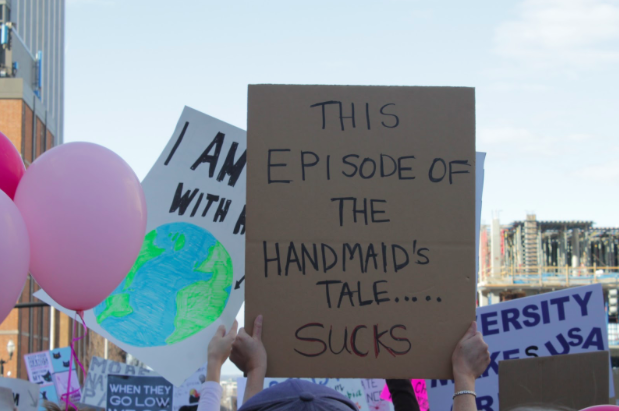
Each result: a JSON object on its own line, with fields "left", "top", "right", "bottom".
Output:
{"left": 37, "top": 106, "right": 246, "bottom": 386}
{"left": 82, "top": 356, "right": 205, "bottom": 410}
{"left": 360, "top": 379, "right": 393, "bottom": 411}
{"left": 427, "top": 284, "right": 612, "bottom": 411}
{"left": 82, "top": 357, "right": 157, "bottom": 408}
{"left": 0, "top": 377, "right": 40, "bottom": 411}
{"left": 23, "top": 351, "right": 53, "bottom": 385}
{"left": 172, "top": 364, "right": 206, "bottom": 411}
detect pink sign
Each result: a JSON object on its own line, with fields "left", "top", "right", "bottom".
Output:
{"left": 380, "top": 380, "right": 429, "bottom": 411}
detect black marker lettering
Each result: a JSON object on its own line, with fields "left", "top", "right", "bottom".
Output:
{"left": 169, "top": 183, "right": 198, "bottom": 215}
{"left": 191, "top": 132, "right": 224, "bottom": 176}
{"left": 164, "top": 121, "right": 189, "bottom": 165}
{"left": 216, "top": 142, "right": 246, "bottom": 187}
{"left": 268, "top": 149, "right": 292, "bottom": 184}
{"left": 380, "top": 103, "right": 399, "bottom": 128}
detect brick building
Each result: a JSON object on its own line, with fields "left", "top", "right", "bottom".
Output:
{"left": 1, "top": 0, "right": 125, "bottom": 381}
{"left": 0, "top": 0, "right": 65, "bottom": 380}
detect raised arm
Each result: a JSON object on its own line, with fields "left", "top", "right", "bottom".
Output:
{"left": 197, "top": 320, "right": 238, "bottom": 411}
{"left": 230, "top": 314, "right": 267, "bottom": 404}
{"left": 452, "top": 321, "right": 490, "bottom": 411}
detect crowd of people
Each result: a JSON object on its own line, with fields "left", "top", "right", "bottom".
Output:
{"left": 194, "top": 315, "right": 490, "bottom": 411}
{"left": 36, "top": 314, "right": 489, "bottom": 411}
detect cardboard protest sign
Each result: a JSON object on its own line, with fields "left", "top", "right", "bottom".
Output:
{"left": 107, "top": 375, "right": 173, "bottom": 411}
{"left": 246, "top": 85, "right": 476, "bottom": 378}
{"left": 499, "top": 351, "right": 610, "bottom": 411}
{"left": 82, "top": 356, "right": 157, "bottom": 408}
{"left": 427, "top": 284, "right": 612, "bottom": 411}
{"left": 37, "top": 107, "right": 246, "bottom": 386}
{"left": 611, "top": 368, "right": 619, "bottom": 405}
{"left": 237, "top": 377, "right": 371, "bottom": 410}
{"left": 0, "top": 376, "right": 40, "bottom": 411}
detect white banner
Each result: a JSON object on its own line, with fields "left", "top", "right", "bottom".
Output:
{"left": 0, "top": 377, "right": 39, "bottom": 411}
{"left": 427, "top": 284, "right": 612, "bottom": 411}
{"left": 37, "top": 107, "right": 246, "bottom": 386}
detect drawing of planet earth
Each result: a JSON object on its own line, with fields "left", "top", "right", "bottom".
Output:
{"left": 94, "top": 222, "right": 233, "bottom": 347}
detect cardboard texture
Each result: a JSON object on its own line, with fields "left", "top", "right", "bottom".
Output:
{"left": 611, "top": 368, "right": 619, "bottom": 405}
{"left": 427, "top": 284, "right": 614, "bottom": 411}
{"left": 499, "top": 351, "right": 610, "bottom": 411}
{"left": 246, "top": 85, "right": 476, "bottom": 378}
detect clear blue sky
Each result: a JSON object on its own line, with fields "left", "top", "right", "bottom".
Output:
{"left": 65, "top": 0, "right": 619, "bottom": 373}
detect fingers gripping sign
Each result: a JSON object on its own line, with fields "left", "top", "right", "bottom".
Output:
{"left": 231, "top": 315, "right": 267, "bottom": 375}
{"left": 206, "top": 320, "right": 238, "bottom": 382}
{"left": 452, "top": 321, "right": 491, "bottom": 380}
{"left": 231, "top": 315, "right": 268, "bottom": 403}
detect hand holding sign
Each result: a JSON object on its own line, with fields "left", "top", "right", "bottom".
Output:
{"left": 451, "top": 322, "right": 490, "bottom": 411}
{"left": 231, "top": 315, "right": 267, "bottom": 375}
{"left": 232, "top": 315, "right": 267, "bottom": 403}
{"left": 452, "top": 321, "right": 490, "bottom": 383}
{"left": 206, "top": 319, "right": 238, "bottom": 381}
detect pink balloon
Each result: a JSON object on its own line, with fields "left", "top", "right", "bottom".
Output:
{"left": 14, "top": 142, "right": 147, "bottom": 311}
{"left": 0, "top": 130, "right": 26, "bottom": 199}
{"left": 0, "top": 190, "right": 30, "bottom": 324}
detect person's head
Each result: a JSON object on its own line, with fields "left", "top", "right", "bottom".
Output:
{"left": 43, "top": 402, "right": 97, "bottom": 411}
{"left": 506, "top": 404, "right": 577, "bottom": 411}
{"left": 239, "top": 379, "right": 358, "bottom": 411}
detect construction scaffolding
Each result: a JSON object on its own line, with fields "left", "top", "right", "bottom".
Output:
{"left": 479, "top": 214, "right": 619, "bottom": 291}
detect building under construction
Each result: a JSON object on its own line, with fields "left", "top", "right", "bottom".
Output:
{"left": 478, "top": 214, "right": 619, "bottom": 314}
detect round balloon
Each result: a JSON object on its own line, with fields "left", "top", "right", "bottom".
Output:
{"left": 0, "top": 190, "right": 30, "bottom": 324}
{"left": 0, "top": 131, "right": 26, "bottom": 199}
{"left": 14, "top": 142, "right": 147, "bottom": 311}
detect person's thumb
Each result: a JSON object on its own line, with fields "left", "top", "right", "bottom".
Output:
{"left": 253, "top": 314, "right": 263, "bottom": 340}
{"left": 227, "top": 320, "right": 239, "bottom": 340}
{"left": 462, "top": 321, "right": 477, "bottom": 340}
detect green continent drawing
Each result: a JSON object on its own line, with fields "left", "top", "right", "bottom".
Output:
{"left": 94, "top": 222, "right": 233, "bottom": 347}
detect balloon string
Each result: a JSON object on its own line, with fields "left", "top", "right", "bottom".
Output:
{"left": 60, "top": 310, "right": 87, "bottom": 411}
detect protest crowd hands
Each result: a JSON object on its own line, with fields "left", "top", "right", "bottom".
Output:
{"left": 449, "top": 321, "right": 490, "bottom": 411}
{"left": 230, "top": 314, "right": 268, "bottom": 403}
{"left": 206, "top": 320, "right": 238, "bottom": 382}
{"left": 230, "top": 314, "right": 267, "bottom": 376}
{"left": 452, "top": 321, "right": 490, "bottom": 383}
